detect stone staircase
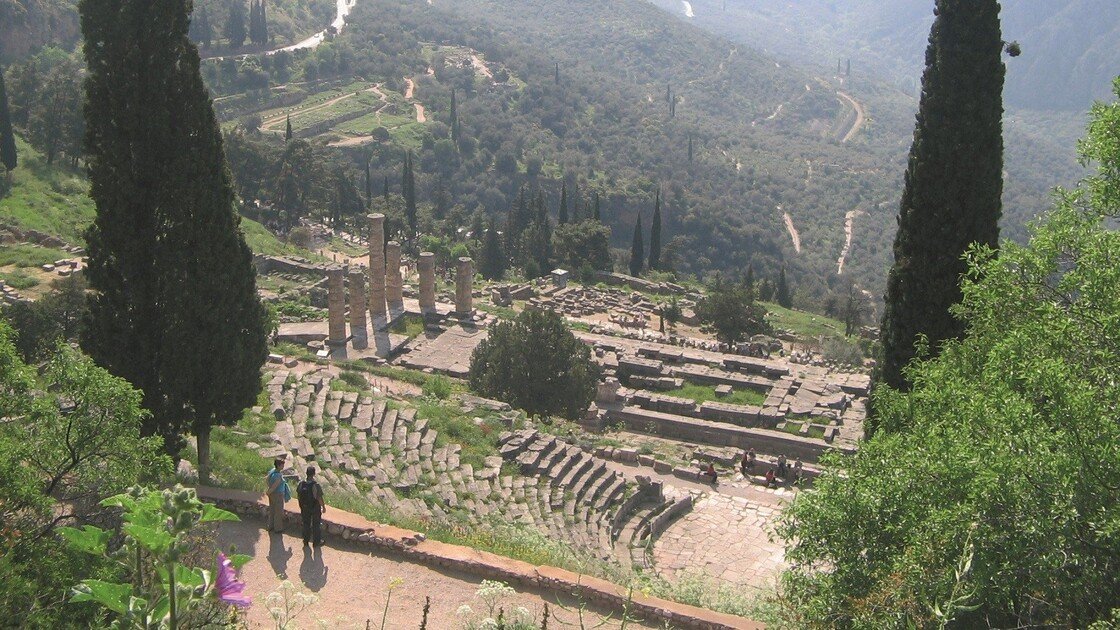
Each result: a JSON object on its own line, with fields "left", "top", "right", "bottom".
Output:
{"left": 259, "top": 368, "right": 681, "bottom": 572}
{"left": 498, "top": 430, "right": 685, "bottom": 569}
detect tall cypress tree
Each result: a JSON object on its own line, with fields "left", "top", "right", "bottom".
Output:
{"left": 629, "top": 215, "right": 644, "bottom": 277}
{"left": 776, "top": 266, "right": 792, "bottom": 308}
{"left": 593, "top": 191, "right": 601, "bottom": 221}
{"left": 81, "top": 0, "right": 267, "bottom": 483}
{"left": 199, "top": 6, "right": 212, "bottom": 49}
{"left": 402, "top": 151, "right": 417, "bottom": 238}
{"left": 364, "top": 160, "right": 372, "bottom": 204}
{"left": 449, "top": 88, "right": 459, "bottom": 146}
{"left": 259, "top": 0, "right": 268, "bottom": 44}
{"left": 479, "top": 221, "right": 506, "bottom": 281}
{"left": 688, "top": 134, "right": 693, "bottom": 163}
{"left": 225, "top": 0, "right": 246, "bottom": 48}
{"left": 248, "top": 1, "right": 259, "bottom": 45}
{"left": 558, "top": 180, "right": 568, "bottom": 224}
{"left": 0, "top": 67, "right": 17, "bottom": 176}
{"left": 284, "top": 114, "right": 292, "bottom": 140}
{"left": 648, "top": 189, "right": 662, "bottom": 270}
{"left": 879, "top": 0, "right": 1006, "bottom": 395}
{"left": 744, "top": 262, "right": 754, "bottom": 299}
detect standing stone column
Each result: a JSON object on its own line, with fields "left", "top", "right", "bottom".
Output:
{"left": 418, "top": 252, "right": 436, "bottom": 314}
{"left": 367, "top": 213, "right": 386, "bottom": 327}
{"left": 385, "top": 240, "right": 404, "bottom": 315}
{"left": 348, "top": 268, "right": 368, "bottom": 349}
{"left": 455, "top": 257, "right": 474, "bottom": 316}
{"left": 326, "top": 267, "right": 347, "bottom": 346}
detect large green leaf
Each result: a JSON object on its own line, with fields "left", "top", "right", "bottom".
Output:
{"left": 58, "top": 525, "right": 111, "bottom": 556}
{"left": 71, "top": 580, "right": 134, "bottom": 615}
{"left": 199, "top": 503, "right": 239, "bottom": 523}
{"left": 229, "top": 553, "right": 252, "bottom": 570}
{"left": 122, "top": 523, "right": 173, "bottom": 555}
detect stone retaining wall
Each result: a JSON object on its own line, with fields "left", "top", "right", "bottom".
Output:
{"left": 197, "top": 486, "right": 761, "bottom": 630}
{"left": 610, "top": 406, "right": 853, "bottom": 463}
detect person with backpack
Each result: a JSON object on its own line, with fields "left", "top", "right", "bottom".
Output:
{"left": 266, "top": 457, "right": 290, "bottom": 532}
{"left": 297, "top": 466, "right": 326, "bottom": 546}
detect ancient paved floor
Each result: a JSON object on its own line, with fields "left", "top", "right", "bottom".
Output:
{"left": 398, "top": 323, "right": 488, "bottom": 377}
{"left": 652, "top": 493, "right": 786, "bottom": 592}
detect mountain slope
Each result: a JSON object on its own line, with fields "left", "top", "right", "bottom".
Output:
{"left": 645, "top": 0, "right": 1120, "bottom": 111}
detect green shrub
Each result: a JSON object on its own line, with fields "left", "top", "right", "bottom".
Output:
{"left": 422, "top": 374, "right": 452, "bottom": 400}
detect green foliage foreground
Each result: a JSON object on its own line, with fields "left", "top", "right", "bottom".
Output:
{"left": 0, "top": 322, "right": 170, "bottom": 628}
{"left": 774, "top": 88, "right": 1120, "bottom": 628}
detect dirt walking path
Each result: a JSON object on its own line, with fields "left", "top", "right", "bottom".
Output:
{"left": 782, "top": 210, "right": 802, "bottom": 254}
{"left": 214, "top": 520, "right": 659, "bottom": 629}
{"left": 836, "top": 91, "right": 866, "bottom": 143}
{"left": 837, "top": 209, "right": 864, "bottom": 275}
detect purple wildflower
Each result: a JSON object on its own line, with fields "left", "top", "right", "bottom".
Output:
{"left": 215, "top": 552, "right": 251, "bottom": 608}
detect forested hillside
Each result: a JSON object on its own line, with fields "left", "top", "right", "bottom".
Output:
{"left": 0, "top": 0, "right": 334, "bottom": 62}
{"left": 3, "top": 0, "right": 1089, "bottom": 310}
{"left": 646, "top": 0, "right": 1120, "bottom": 111}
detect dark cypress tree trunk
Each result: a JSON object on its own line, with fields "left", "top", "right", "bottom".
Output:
{"left": 80, "top": 0, "right": 268, "bottom": 474}
{"left": 649, "top": 189, "right": 662, "bottom": 270}
{"left": 878, "top": 0, "right": 1005, "bottom": 396}
{"left": 0, "top": 67, "right": 17, "bottom": 177}
{"left": 629, "top": 215, "right": 644, "bottom": 277}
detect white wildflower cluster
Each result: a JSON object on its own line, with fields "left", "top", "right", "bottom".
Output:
{"left": 458, "top": 580, "right": 539, "bottom": 630}
{"left": 266, "top": 580, "right": 320, "bottom": 630}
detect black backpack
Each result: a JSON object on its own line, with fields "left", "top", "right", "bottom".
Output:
{"left": 296, "top": 479, "right": 319, "bottom": 510}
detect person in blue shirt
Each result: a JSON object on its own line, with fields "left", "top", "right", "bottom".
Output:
{"left": 266, "top": 457, "right": 290, "bottom": 532}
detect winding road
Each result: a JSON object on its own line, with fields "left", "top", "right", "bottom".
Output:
{"left": 204, "top": 0, "right": 358, "bottom": 61}
{"left": 782, "top": 209, "right": 802, "bottom": 254}
{"left": 835, "top": 91, "right": 866, "bottom": 143}
{"left": 836, "top": 209, "right": 864, "bottom": 275}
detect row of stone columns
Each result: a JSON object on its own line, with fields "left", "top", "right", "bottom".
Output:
{"left": 325, "top": 216, "right": 475, "bottom": 349}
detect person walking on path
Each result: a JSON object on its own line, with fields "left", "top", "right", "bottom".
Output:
{"left": 297, "top": 466, "right": 326, "bottom": 546}
{"left": 266, "top": 457, "right": 290, "bottom": 532}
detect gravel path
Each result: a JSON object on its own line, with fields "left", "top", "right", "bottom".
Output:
{"left": 214, "top": 520, "right": 661, "bottom": 629}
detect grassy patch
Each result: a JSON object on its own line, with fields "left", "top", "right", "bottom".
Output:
{"left": 477, "top": 303, "right": 517, "bottom": 320}
{"left": 414, "top": 399, "right": 500, "bottom": 470}
{"left": 388, "top": 313, "right": 426, "bottom": 339}
{"left": 778, "top": 420, "right": 824, "bottom": 438}
{"left": 0, "top": 243, "right": 72, "bottom": 268}
{"left": 762, "top": 301, "right": 845, "bottom": 340}
{"left": 239, "top": 217, "right": 325, "bottom": 260}
{"left": 0, "top": 137, "right": 95, "bottom": 244}
{"left": 0, "top": 269, "right": 40, "bottom": 290}
{"left": 676, "top": 382, "right": 767, "bottom": 407}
